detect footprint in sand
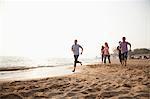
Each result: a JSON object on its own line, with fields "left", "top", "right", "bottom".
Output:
{"left": 86, "top": 88, "right": 97, "bottom": 93}
{"left": 84, "top": 94, "right": 97, "bottom": 99}
{"left": 100, "top": 91, "right": 129, "bottom": 98}
{"left": 10, "top": 81, "right": 21, "bottom": 85}
{"left": 19, "top": 88, "right": 49, "bottom": 97}
{"left": 118, "top": 96, "right": 134, "bottom": 99}
{"left": 33, "top": 92, "right": 49, "bottom": 99}
{"left": 131, "top": 85, "right": 149, "bottom": 93}
{"left": 34, "top": 96, "right": 48, "bottom": 99}
{"left": 77, "top": 85, "right": 84, "bottom": 89}
{"left": 99, "top": 90, "right": 129, "bottom": 98}
{"left": 122, "top": 83, "right": 132, "bottom": 88}
{"left": 100, "top": 91, "right": 119, "bottom": 98}
{"left": 36, "top": 88, "right": 49, "bottom": 92}
{"left": 19, "top": 91, "right": 34, "bottom": 97}
{"left": 71, "top": 89, "right": 80, "bottom": 92}
{"left": 80, "top": 87, "right": 100, "bottom": 96}
{"left": 65, "top": 92, "right": 77, "bottom": 97}
{"left": 90, "top": 83, "right": 98, "bottom": 87}
{"left": 0, "top": 94, "right": 23, "bottom": 99}
{"left": 81, "top": 91, "right": 89, "bottom": 94}
{"left": 134, "top": 93, "right": 150, "bottom": 99}
{"left": 48, "top": 92, "right": 63, "bottom": 98}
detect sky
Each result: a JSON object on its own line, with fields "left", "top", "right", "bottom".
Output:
{"left": 0, "top": 0, "right": 150, "bottom": 58}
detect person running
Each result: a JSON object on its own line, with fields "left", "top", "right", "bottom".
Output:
{"left": 120, "top": 37, "right": 131, "bottom": 66}
{"left": 117, "top": 41, "right": 122, "bottom": 64}
{"left": 71, "top": 39, "right": 83, "bottom": 72}
{"left": 101, "top": 46, "right": 104, "bottom": 63}
{"left": 103, "top": 42, "right": 111, "bottom": 64}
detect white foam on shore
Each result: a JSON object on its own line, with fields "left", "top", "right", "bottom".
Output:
{"left": 0, "top": 66, "right": 79, "bottom": 82}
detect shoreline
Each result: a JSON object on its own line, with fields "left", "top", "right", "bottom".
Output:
{"left": 0, "top": 66, "right": 57, "bottom": 72}
{"left": 0, "top": 60, "right": 150, "bottom": 99}
{"left": 0, "top": 61, "right": 100, "bottom": 82}
{"left": 0, "top": 66, "right": 78, "bottom": 82}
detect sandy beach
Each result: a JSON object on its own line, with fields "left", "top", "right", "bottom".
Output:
{"left": 0, "top": 59, "right": 150, "bottom": 99}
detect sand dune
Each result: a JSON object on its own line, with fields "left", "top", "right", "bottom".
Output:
{"left": 0, "top": 60, "right": 150, "bottom": 99}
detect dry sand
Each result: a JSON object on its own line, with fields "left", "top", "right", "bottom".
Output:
{"left": 0, "top": 60, "right": 150, "bottom": 99}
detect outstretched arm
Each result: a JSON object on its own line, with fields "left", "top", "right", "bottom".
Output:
{"left": 128, "top": 42, "right": 131, "bottom": 51}
{"left": 117, "top": 46, "right": 120, "bottom": 50}
{"left": 79, "top": 45, "right": 83, "bottom": 54}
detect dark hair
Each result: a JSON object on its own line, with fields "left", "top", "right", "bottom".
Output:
{"left": 105, "top": 42, "right": 109, "bottom": 47}
{"left": 101, "top": 46, "right": 104, "bottom": 50}
{"left": 122, "top": 37, "right": 126, "bottom": 40}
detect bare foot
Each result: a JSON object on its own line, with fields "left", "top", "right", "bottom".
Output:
{"left": 72, "top": 70, "right": 75, "bottom": 72}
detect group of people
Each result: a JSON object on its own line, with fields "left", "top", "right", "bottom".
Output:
{"left": 117, "top": 37, "right": 131, "bottom": 66}
{"left": 101, "top": 37, "right": 131, "bottom": 66}
{"left": 71, "top": 37, "right": 131, "bottom": 72}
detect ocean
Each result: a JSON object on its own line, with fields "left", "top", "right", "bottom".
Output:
{"left": 0, "top": 56, "right": 99, "bottom": 81}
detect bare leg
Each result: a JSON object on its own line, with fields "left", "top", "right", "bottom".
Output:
{"left": 73, "top": 55, "right": 81, "bottom": 72}
{"left": 124, "top": 59, "right": 127, "bottom": 66}
{"left": 73, "top": 55, "right": 77, "bottom": 72}
{"left": 124, "top": 52, "right": 128, "bottom": 66}
{"left": 72, "top": 65, "right": 76, "bottom": 72}
{"left": 122, "top": 60, "right": 125, "bottom": 66}
{"left": 108, "top": 55, "right": 111, "bottom": 64}
{"left": 119, "top": 54, "right": 122, "bottom": 65}
{"left": 121, "top": 54, "right": 125, "bottom": 66}
{"left": 80, "top": 61, "right": 82, "bottom": 65}
{"left": 102, "top": 54, "right": 104, "bottom": 63}
{"left": 76, "top": 61, "right": 82, "bottom": 65}
{"left": 104, "top": 55, "right": 106, "bottom": 64}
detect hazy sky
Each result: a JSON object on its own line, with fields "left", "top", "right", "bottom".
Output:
{"left": 0, "top": 0, "right": 150, "bottom": 58}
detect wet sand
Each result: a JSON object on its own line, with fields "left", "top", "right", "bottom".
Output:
{"left": 0, "top": 66, "right": 75, "bottom": 82}
{"left": 0, "top": 60, "right": 150, "bottom": 99}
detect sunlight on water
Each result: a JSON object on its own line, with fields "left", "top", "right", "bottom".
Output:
{"left": 0, "top": 56, "right": 99, "bottom": 81}
{"left": 0, "top": 66, "right": 75, "bottom": 81}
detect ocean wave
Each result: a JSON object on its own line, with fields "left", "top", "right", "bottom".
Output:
{"left": 0, "top": 65, "right": 56, "bottom": 71}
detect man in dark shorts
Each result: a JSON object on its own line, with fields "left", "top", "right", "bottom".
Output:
{"left": 71, "top": 40, "right": 83, "bottom": 72}
{"left": 120, "top": 37, "right": 131, "bottom": 66}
